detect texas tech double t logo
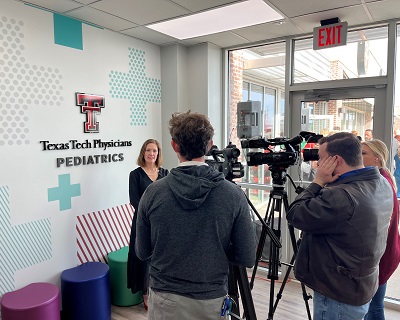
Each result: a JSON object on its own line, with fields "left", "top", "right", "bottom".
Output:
{"left": 75, "top": 93, "right": 105, "bottom": 133}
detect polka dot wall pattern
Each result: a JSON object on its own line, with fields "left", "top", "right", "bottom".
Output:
{"left": 109, "top": 47, "right": 161, "bottom": 126}
{"left": 0, "top": 16, "right": 64, "bottom": 146}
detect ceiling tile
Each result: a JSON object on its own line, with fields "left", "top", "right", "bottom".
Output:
{"left": 121, "top": 26, "right": 179, "bottom": 45}
{"left": 267, "top": 0, "right": 360, "bottom": 18}
{"left": 233, "top": 21, "right": 304, "bottom": 43}
{"left": 181, "top": 31, "right": 251, "bottom": 48}
{"left": 89, "top": 0, "right": 190, "bottom": 25}
{"left": 75, "top": 0, "right": 99, "bottom": 4}
{"left": 68, "top": 6, "right": 137, "bottom": 31}
{"left": 22, "top": 0, "right": 82, "bottom": 12}
{"left": 11, "top": 0, "right": 400, "bottom": 48}
{"left": 170, "top": 0, "right": 246, "bottom": 12}
{"left": 291, "top": 6, "right": 373, "bottom": 34}
{"left": 367, "top": 0, "right": 400, "bottom": 21}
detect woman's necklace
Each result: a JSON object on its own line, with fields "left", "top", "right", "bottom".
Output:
{"left": 143, "top": 167, "right": 158, "bottom": 176}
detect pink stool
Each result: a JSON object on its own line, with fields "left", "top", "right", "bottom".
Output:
{"left": 0, "top": 282, "right": 60, "bottom": 320}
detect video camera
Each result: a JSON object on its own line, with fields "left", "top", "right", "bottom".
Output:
{"left": 206, "top": 142, "right": 244, "bottom": 180}
{"left": 241, "top": 131, "right": 322, "bottom": 169}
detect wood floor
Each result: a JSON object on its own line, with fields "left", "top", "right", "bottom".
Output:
{"left": 111, "top": 272, "right": 400, "bottom": 320}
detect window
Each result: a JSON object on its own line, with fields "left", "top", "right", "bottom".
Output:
{"left": 293, "top": 26, "right": 388, "bottom": 83}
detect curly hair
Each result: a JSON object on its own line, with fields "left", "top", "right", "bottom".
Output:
{"left": 169, "top": 111, "right": 214, "bottom": 161}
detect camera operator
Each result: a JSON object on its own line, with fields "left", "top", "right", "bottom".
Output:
{"left": 286, "top": 132, "right": 393, "bottom": 320}
{"left": 135, "top": 111, "right": 256, "bottom": 320}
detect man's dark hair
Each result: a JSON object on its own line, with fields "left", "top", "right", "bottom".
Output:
{"left": 319, "top": 132, "right": 363, "bottom": 167}
{"left": 169, "top": 111, "right": 214, "bottom": 161}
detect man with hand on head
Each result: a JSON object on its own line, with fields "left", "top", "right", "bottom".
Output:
{"left": 135, "top": 110, "right": 256, "bottom": 320}
{"left": 287, "top": 132, "right": 393, "bottom": 320}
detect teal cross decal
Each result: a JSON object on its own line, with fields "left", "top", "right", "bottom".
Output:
{"left": 48, "top": 174, "right": 81, "bottom": 211}
{"left": 108, "top": 47, "right": 161, "bottom": 126}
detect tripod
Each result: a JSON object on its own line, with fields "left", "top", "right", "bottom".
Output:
{"left": 226, "top": 177, "right": 281, "bottom": 320}
{"left": 249, "top": 168, "right": 312, "bottom": 320}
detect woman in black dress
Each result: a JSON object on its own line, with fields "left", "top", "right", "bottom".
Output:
{"left": 127, "top": 139, "right": 169, "bottom": 310}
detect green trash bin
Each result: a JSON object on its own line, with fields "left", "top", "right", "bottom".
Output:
{"left": 108, "top": 246, "right": 143, "bottom": 306}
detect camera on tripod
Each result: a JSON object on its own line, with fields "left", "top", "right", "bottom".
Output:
{"left": 241, "top": 131, "right": 322, "bottom": 169}
{"left": 205, "top": 142, "right": 244, "bottom": 180}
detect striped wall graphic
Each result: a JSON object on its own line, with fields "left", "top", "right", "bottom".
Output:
{"left": 0, "top": 185, "right": 52, "bottom": 296}
{"left": 76, "top": 204, "right": 134, "bottom": 264}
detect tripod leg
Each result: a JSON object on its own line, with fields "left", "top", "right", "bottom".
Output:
{"left": 228, "top": 264, "right": 240, "bottom": 316}
{"left": 235, "top": 265, "right": 257, "bottom": 320}
{"left": 228, "top": 264, "right": 258, "bottom": 320}
{"left": 250, "top": 196, "right": 274, "bottom": 290}
{"left": 267, "top": 229, "right": 281, "bottom": 281}
{"left": 283, "top": 223, "right": 313, "bottom": 320}
{"left": 267, "top": 197, "right": 283, "bottom": 320}
{"left": 272, "top": 248, "right": 312, "bottom": 320}
{"left": 267, "top": 233, "right": 281, "bottom": 320}
{"left": 267, "top": 191, "right": 312, "bottom": 320}
{"left": 250, "top": 225, "right": 268, "bottom": 289}
{"left": 300, "top": 282, "right": 313, "bottom": 320}
{"left": 272, "top": 252, "right": 295, "bottom": 312}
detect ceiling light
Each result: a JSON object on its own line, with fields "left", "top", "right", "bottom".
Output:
{"left": 147, "top": 0, "right": 283, "bottom": 39}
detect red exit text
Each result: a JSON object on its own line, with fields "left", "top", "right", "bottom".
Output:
{"left": 313, "top": 22, "right": 348, "bottom": 50}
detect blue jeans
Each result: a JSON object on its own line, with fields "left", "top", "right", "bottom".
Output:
{"left": 364, "top": 283, "right": 387, "bottom": 320}
{"left": 313, "top": 291, "right": 370, "bottom": 320}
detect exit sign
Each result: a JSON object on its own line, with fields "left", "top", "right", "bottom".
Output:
{"left": 313, "top": 22, "right": 348, "bottom": 50}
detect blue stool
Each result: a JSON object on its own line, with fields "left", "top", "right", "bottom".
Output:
{"left": 61, "top": 262, "right": 110, "bottom": 320}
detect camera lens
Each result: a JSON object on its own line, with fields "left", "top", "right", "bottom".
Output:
{"left": 303, "top": 149, "right": 319, "bottom": 162}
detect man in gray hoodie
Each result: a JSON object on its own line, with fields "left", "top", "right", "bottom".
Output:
{"left": 135, "top": 111, "right": 256, "bottom": 320}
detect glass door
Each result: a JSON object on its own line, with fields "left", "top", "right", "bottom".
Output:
{"left": 300, "top": 96, "right": 375, "bottom": 182}
{"left": 290, "top": 87, "right": 400, "bottom": 306}
{"left": 291, "top": 87, "right": 388, "bottom": 143}
{"left": 291, "top": 86, "right": 393, "bottom": 183}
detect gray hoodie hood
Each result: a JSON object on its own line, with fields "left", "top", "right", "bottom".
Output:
{"left": 167, "top": 165, "right": 225, "bottom": 210}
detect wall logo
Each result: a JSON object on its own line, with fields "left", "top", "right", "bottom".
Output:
{"left": 75, "top": 93, "right": 105, "bottom": 133}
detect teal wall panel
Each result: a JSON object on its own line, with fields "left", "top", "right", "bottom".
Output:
{"left": 54, "top": 13, "right": 83, "bottom": 50}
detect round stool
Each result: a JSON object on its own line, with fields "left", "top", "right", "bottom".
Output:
{"left": 108, "top": 246, "right": 143, "bottom": 306}
{"left": 0, "top": 282, "right": 60, "bottom": 320}
{"left": 61, "top": 262, "right": 110, "bottom": 320}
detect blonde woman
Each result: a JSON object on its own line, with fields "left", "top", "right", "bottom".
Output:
{"left": 361, "top": 139, "right": 400, "bottom": 319}
{"left": 127, "top": 139, "right": 169, "bottom": 310}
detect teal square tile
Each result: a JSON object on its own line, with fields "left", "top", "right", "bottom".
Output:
{"left": 54, "top": 13, "right": 83, "bottom": 50}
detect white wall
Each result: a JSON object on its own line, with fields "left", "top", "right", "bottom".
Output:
{"left": 160, "top": 44, "right": 189, "bottom": 170}
{"left": 0, "top": 0, "right": 226, "bottom": 305}
{"left": 207, "top": 43, "right": 223, "bottom": 148}
{"left": 0, "top": 0, "right": 163, "bottom": 298}
{"left": 160, "top": 42, "right": 223, "bottom": 170}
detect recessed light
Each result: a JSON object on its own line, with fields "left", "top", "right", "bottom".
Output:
{"left": 147, "top": 0, "right": 283, "bottom": 39}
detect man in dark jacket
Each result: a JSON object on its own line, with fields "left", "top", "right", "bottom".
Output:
{"left": 135, "top": 111, "right": 256, "bottom": 320}
{"left": 287, "top": 132, "right": 393, "bottom": 320}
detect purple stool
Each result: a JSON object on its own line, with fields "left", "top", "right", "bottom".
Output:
{"left": 0, "top": 282, "right": 60, "bottom": 320}
{"left": 61, "top": 262, "right": 110, "bottom": 320}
